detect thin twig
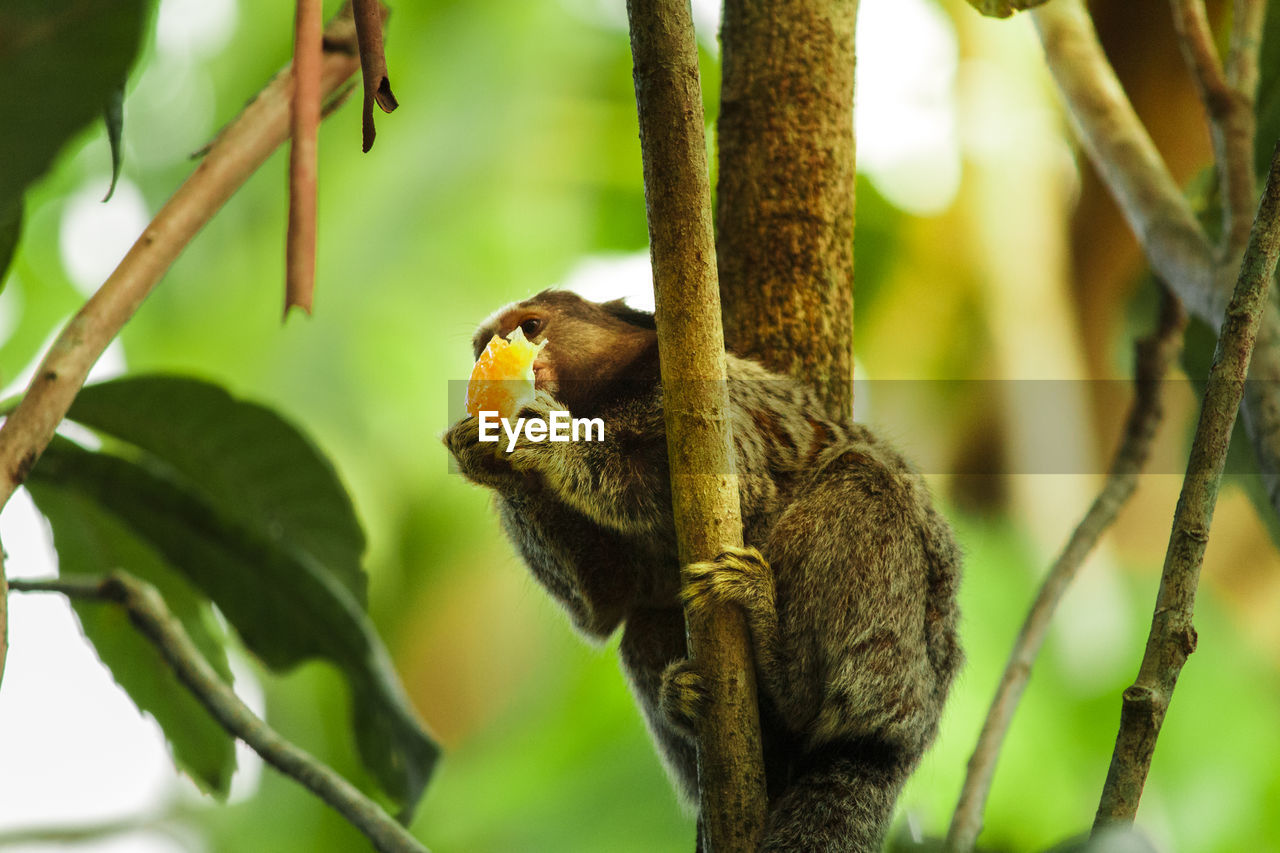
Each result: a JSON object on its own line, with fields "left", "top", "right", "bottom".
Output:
{"left": 1169, "top": 0, "right": 1231, "bottom": 117}
{"left": 625, "top": 0, "right": 768, "bottom": 847}
{"left": 1219, "top": 0, "right": 1268, "bottom": 253}
{"left": 1095, "top": 140, "right": 1280, "bottom": 832}
{"left": 354, "top": 0, "right": 397, "bottom": 153}
{"left": 1227, "top": 0, "right": 1268, "bottom": 98}
{"left": 945, "top": 290, "right": 1188, "bottom": 853}
{"left": 1169, "top": 0, "right": 1258, "bottom": 253}
{"left": 286, "top": 0, "right": 323, "bottom": 317}
{"left": 10, "top": 573, "right": 428, "bottom": 853}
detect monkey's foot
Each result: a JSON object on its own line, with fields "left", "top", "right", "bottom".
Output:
{"left": 681, "top": 546, "right": 775, "bottom": 618}
{"left": 659, "top": 659, "right": 708, "bottom": 740}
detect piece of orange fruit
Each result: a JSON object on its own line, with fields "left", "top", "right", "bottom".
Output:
{"left": 465, "top": 327, "right": 546, "bottom": 419}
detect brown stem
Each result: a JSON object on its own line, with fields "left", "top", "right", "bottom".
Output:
{"left": 354, "top": 0, "right": 397, "bottom": 153}
{"left": 625, "top": 0, "right": 768, "bottom": 848}
{"left": 1095, "top": 140, "right": 1280, "bottom": 832}
{"left": 0, "top": 7, "right": 366, "bottom": 686}
{"left": 1220, "top": 0, "right": 1267, "bottom": 253}
{"left": 1168, "top": 0, "right": 1257, "bottom": 253}
{"left": 1227, "top": 0, "right": 1267, "bottom": 98}
{"left": 716, "top": 0, "right": 858, "bottom": 421}
{"left": 287, "top": 0, "right": 323, "bottom": 317}
{"left": 10, "top": 573, "right": 428, "bottom": 853}
{"left": 945, "top": 290, "right": 1188, "bottom": 852}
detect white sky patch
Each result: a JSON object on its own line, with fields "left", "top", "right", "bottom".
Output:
{"left": 1050, "top": 546, "right": 1134, "bottom": 692}
{"left": 58, "top": 180, "right": 150, "bottom": 298}
{"left": 0, "top": 318, "right": 127, "bottom": 405}
{"left": 0, "top": 492, "right": 179, "bottom": 837}
{"left": 689, "top": 0, "right": 721, "bottom": 48}
{"left": 855, "top": 0, "right": 961, "bottom": 216}
{"left": 0, "top": 273, "right": 22, "bottom": 346}
{"left": 156, "top": 0, "right": 238, "bottom": 60}
{"left": 560, "top": 251, "right": 656, "bottom": 313}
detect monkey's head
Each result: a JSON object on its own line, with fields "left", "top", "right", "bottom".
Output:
{"left": 472, "top": 290, "right": 658, "bottom": 415}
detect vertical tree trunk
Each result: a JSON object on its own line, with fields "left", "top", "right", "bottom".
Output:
{"left": 627, "top": 0, "right": 769, "bottom": 848}
{"left": 717, "top": 0, "right": 858, "bottom": 419}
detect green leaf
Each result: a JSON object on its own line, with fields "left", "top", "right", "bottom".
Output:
{"left": 31, "top": 433, "right": 438, "bottom": 818}
{"left": 103, "top": 85, "right": 125, "bottom": 203}
{"left": 26, "top": 476, "right": 237, "bottom": 797}
{"left": 0, "top": 0, "right": 151, "bottom": 253}
{"left": 67, "top": 376, "right": 367, "bottom": 606}
{"left": 0, "top": 200, "right": 19, "bottom": 292}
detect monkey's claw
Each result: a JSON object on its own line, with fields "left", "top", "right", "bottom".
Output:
{"left": 659, "top": 658, "right": 708, "bottom": 739}
{"left": 680, "top": 546, "right": 774, "bottom": 616}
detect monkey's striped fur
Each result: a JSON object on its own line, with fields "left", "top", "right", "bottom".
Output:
{"left": 445, "top": 291, "right": 962, "bottom": 851}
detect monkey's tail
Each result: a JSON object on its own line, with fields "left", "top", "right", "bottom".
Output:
{"left": 761, "top": 737, "right": 912, "bottom": 853}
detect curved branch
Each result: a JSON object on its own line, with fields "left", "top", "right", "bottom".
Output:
{"left": 1032, "top": 0, "right": 1280, "bottom": 570}
{"left": 0, "top": 8, "right": 365, "bottom": 685}
{"left": 625, "top": 0, "right": 768, "bottom": 847}
{"left": 1032, "top": 0, "right": 1219, "bottom": 321}
{"left": 1095, "top": 140, "right": 1280, "bottom": 831}
{"left": 945, "top": 290, "right": 1187, "bottom": 852}
{"left": 1169, "top": 0, "right": 1258, "bottom": 253}
{"left": 1227, "top": 0, "right": 1267, "bottom": 99}
{"left": 10, "top": 573, "right": 428, "bottom": 853}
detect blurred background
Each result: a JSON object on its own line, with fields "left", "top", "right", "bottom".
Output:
{"left": 3, "top": 0, "right": 1279, "bottom": 850}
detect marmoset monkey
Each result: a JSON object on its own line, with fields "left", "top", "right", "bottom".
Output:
{"left": 445, "top": 290, "right": 962, "bottom": 851}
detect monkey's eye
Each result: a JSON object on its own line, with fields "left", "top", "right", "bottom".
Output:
{"left": 519, "top": 317, "right": 543, "bottom": 338}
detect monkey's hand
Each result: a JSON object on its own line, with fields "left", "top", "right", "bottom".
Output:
{"left": 443, "top": 415, "right": 525, "bottom": 491}
{"left": 681, "top": 546, "right": 776, "bottom": 622}
{"left": 659, "top": 659, "right": 708, "bottom": 742}
{"left": 505, "top": 390, "right": 672, "bottom": 536}
{"left": 505, "top": 390, "right": 563, "bottom": 474}
{"left": 681, "top": 547, "right": 812, "bottom": 730}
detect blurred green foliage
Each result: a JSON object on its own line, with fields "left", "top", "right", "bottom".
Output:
{"left": 4, "top": 0, "right": 1280, "bottom": 851}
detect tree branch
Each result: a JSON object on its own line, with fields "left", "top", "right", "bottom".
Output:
{"left": 1032, "top": 0, "right": 1280, "bottom": 574}
{"left": 1168, "top": 0, "right": 1258, "bottom": 253}
{"left": 945, "top": 290, "right": 1187, "bottom": 853}
{"left": 1227, "top": 0, "right": 1267, "bottom": 99}
{"left": 0, "top": 7, "right": 366, "bottom": 684}
{"left": 716, "top": 0, "right": 858, "bottom": 420}
{"left": 286, "top": 0, "right": 324, "bottom": 317}
{"left": 9, "top": 573, "right": 428, "bottom": 853}
{"left": 1094, "top": 140, "right": 1280, "bottom": 832}
{"left": 1032, "top": 0, "right": 1219, "bottom": 321}
{"left": 625, "top": 0, "right": 768, "bottom": 848}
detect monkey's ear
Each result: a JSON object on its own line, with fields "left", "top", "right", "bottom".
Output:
{"left": 601, "top": 298, "right": 657, "bottom": 330}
